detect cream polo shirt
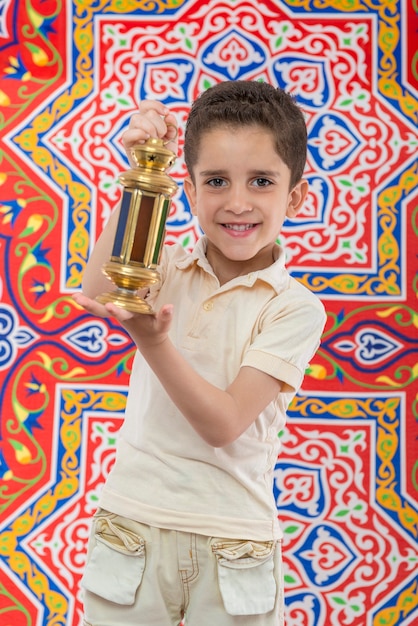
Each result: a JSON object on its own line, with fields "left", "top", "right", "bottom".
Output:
{"left": 99, "top": 236, "right": 326, "bottom": 541}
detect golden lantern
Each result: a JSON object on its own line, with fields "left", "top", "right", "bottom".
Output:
{"left": 97, "top": 137, "right": 178, "bottom": 314}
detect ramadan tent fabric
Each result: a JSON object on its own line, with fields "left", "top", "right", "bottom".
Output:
{"left": 0, "top": 1, "right": 417, "bottom": 625}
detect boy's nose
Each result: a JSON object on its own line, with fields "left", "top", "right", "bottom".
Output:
{"left": 225, "top": 187, "right": 253, "bottom": 214}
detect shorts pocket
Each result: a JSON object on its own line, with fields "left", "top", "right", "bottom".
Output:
{"left": 81, "top": 513, "right": 145, "bottom": 605}
{"left": 212, "top": 539, "right": 277, "bottom": 616}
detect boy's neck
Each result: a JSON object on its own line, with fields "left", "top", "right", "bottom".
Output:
{"left": 205, "top": 242, "right": 277, "bottom": 286}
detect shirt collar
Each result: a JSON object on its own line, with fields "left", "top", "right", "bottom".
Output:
{"left": 174, "top": 235, "right": 290, "bottom": 294}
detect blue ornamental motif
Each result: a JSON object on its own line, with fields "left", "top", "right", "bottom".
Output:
{"left": 273, "top": 56, "right": 332, "bottom": 109}
{"left": 202, "top": 29, "right": 266, "bottom": 79}
{"left": 140, "top": 58, "right": 194, "bottom": 103}
{"left": 327, "top": 322, "right": 409, "bottom": 371}
{"left": 62, "top": 321, "right": 128, "bottom": 357}
{"left": 308, "top": 114, "right": 362, "bottom": 171}
{"left": 0, "top": 304, "right": 39, "bottom": 370}
{"left": 294, "top": 524, "right": 358, "bottom": 587}
{"left": 273, "top": 462, "right": 327, "bottom": 518}
{"left": 285, "top": 592, "right": 322, "bottom": 625}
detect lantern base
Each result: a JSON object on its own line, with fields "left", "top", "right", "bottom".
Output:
{"left": 96, "top": 288, "right": 154, "bottom": 314}
{"left": 97, "top": 261, "right": 160, "bottom": 314}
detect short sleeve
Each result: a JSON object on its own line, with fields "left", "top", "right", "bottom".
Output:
{"left": 241, "top": 281, "right": 326, "bottom": 393}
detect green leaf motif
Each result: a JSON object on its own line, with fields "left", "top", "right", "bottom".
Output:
{"left": 284, "top": 574, "right": 297, "bottom": 583}
{"left": 284, "top": 525, "right": 300, "bottom": 534}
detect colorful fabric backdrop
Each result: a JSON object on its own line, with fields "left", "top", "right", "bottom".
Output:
{"left": 0, "top": 1, "right": 417, "bottom": 625}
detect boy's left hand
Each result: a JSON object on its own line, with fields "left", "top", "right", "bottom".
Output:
{"left": 72, "top": 293, "right": 173, "bottom": 349}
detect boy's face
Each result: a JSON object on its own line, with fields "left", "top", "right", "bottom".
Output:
{"left": 184, "top": 124, "right": 308, "bottom": 279}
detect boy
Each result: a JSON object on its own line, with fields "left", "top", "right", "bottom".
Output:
{"left": 74, "top": 80, "right": 326, "bottom": 626}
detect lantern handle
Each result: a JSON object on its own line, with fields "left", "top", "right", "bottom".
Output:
{"left": 163, "top": 122, "right": 178, "bottom": 146}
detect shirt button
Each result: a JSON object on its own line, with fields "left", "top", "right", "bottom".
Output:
{"left": 203, "top": 301, "right": 214, "bottom": 311}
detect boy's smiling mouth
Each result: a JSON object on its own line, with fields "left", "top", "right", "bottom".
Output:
{"left": 223, "top": 223, "right": 257, "bottom": 232}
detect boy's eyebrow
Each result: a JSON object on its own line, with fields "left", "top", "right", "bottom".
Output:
{"left": 198, "top": 169, "right": 281, "bottom": 178}
{"left": 249, "top": 169, "right": 281, "bottom": 178}
{"left": 198, "top": 169, "right": 228, "bottom": 177}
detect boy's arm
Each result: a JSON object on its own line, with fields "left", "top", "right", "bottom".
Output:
{"left": 81, "top": 100, "right": 178, "bottom": 303}
{"left": 138, "top": 316, "right": 283, "bottom": 447}
{"left": 72, "top": 296, "right": 282, "bottom": 447}
{"left": 82, "top": 205, "right": 121, "bottom": 300}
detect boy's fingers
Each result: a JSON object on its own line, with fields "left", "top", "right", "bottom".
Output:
{"left": 123, "top": 105, "right": 178, "bottom": 161}
{"left": 104, "top": 302, "right": 135, "bottom": 322}
{"left": 122, "top": 130, "right": 148, "bottom": 149}
{"left": 138, "top": 100, "right": 169, "bottom": 117}
{"left": 73, "top": 293, "right": 138, "bottom": 323}
{"left": 129, "top": 107, "right": 177, "bottom": 138}
{"left": 72, "top": 293, "right": 111, "bottom": 318}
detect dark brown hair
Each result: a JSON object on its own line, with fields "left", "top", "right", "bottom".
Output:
{"left": 184, "top": 80, "right": 307, "bottom": 190}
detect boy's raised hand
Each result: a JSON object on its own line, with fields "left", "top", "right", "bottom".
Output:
{"left": 72, "top": 292, "right": 174, "bottom": 349}
{"left": 122, "top": 100, "right": 178, "bottom": 168}
{"left": 73, "top": 100, "right": 178, "bottom": 351}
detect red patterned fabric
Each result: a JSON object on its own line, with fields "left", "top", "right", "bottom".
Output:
{"left": 0, "top": 1, "right": 417, "bottom": 624}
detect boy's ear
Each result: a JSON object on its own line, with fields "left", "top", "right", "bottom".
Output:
{"left": 286, "top": 178, "right": 309, "bottom": 218}
{"left": 184, "top": 176, "right": 197, "bottom": 216}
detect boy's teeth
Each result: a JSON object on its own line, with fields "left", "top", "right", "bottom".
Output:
{"left": 225, "top": 224, "right": 253, "bottom": 231}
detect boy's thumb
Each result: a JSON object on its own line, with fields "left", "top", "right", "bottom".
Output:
{"left": 162, "top": 304, "right": 174, "bottom": 318}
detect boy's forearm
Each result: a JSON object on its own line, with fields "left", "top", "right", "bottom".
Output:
{"left": 138, "top": 337, "right": 242, "bottom": 447}
{"left": 82, "top": 205, "right": 120, "bottom": 299}
{"left": 134, "top": 330, "right": 281, "bottom": 448}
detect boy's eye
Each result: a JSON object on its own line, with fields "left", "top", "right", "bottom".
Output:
{"left": 252, "top": 177, "right": 272, "bottom": 187}
{"left": 207, "top": 178, "right": 226, "bottom": 187}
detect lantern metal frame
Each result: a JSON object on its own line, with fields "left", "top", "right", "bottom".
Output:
{"left": 96, "top": 137, "right": 178, "bottom": 314}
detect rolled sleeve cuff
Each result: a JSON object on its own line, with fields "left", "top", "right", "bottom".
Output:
{"left": 241, "top": 349, "right": 303, "bottom": 393}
